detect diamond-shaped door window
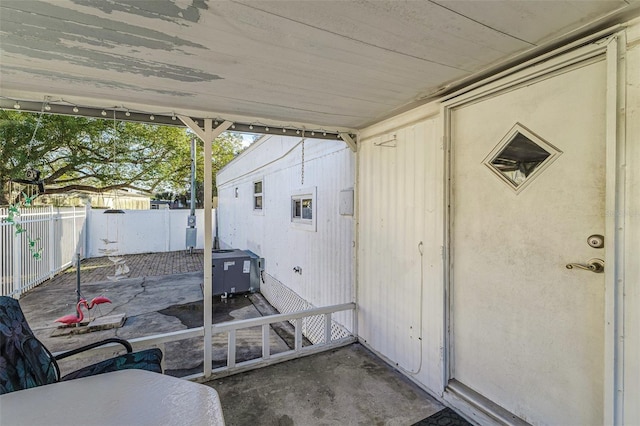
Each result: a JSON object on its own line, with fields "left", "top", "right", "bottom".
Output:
{"left": 483, "top": 123, "right": 562, "bottom": 194}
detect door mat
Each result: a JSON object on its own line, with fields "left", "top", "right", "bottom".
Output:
{"left": 412, "top": 407, "right": 472, "bottom": 426}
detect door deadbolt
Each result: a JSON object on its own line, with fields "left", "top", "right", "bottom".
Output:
{"left": 587, "top": 234, "right": 604, "bottom": 249}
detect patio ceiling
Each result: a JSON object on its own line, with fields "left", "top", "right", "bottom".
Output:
{"left": 1, "top": 0, "right": 639, "bottom": 131}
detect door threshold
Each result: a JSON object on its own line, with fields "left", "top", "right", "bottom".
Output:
{"left": 445, "top": 380, "right": 531, "bottom": 426}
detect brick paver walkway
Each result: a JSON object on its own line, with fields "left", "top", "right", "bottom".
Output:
{"left": 50, "top": 250, "right": 204, "bottom": 287}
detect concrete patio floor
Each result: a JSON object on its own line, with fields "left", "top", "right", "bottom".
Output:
{"left": 210, "top": 343, "right": 444, "bottom": 426}
{"left": 19, "top": 250, "right": 291, "bottom": 376}
{"left": 17, "top": 251, "right": 451, "bottom": 425}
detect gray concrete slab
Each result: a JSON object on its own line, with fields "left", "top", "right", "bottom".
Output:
{"left": 18, "top": 269, "right": 290, "bottom": 378}
{"left": 14, "top": 252, "right": 446, "bottom": 424}
{"left": 208, "top": 343, "right": 443, "bottom": 426}
{"left": 21, "top": 271, "right": 205, "bottom": 332}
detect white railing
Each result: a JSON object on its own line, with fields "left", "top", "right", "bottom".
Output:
{"left": 54, "top": 302, "right": 356, "bottom": 380}
{"left": 1, "top": 206, "right": 86, "bottom": 297}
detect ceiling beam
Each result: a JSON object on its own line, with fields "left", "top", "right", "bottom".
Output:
{"left": 0, "top": 98, "right": 357, "bottom": 141}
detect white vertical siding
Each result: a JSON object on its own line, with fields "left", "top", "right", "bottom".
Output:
{"left": 214, "top": 22, "right": 640, "bottom": 420}
{"left": 217, "top": 135, "right": 355, "bottom": 332}
{"left": 356, "top": 21, "right": 640, "bottom": 418}
{"left": 357, "top": 107, "right": 445, "bottom": 395}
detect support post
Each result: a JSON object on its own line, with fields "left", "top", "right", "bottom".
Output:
{"left": 262, "top": 324, "right": 271, "bottom": 359}
{"left": 181, "top": 117, "right": 233, "bottom": 378}
{"left": 295, "top": 318, "right": 303, "bottom": 352}
{"left": 228, "top": 329, "right": 236, "bottom": 368}
{"left": 324, "top": 313, "right": 332, "bottom": 344}
{"left": 340, "top": 133, "right": 357, "bottom": 152}
{"left": 178, "top": 116, "right": 206, "bottom": 142}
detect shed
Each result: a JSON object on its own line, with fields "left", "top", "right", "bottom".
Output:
{"left": 217, "top": 134, "right": 355, "bottom": 343}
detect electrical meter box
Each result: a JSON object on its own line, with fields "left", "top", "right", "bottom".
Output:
{"left": 185, "top": 227, "right": 197, "bottom": 248}
{"left": 212, "top": 249, "right": 264, "bottom": 296}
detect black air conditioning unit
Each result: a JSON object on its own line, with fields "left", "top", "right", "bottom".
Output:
{"left": 212, "top": 249, "right": 264, "bottom": 297}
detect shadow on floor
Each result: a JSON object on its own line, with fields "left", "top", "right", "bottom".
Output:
{"left": 158, "top": 294, "right": 298, "bottom": 377}
{"left": 209, "top": 343, "right": 444, "bottom": 426}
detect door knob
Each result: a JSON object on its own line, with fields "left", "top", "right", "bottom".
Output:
{"left": 566, "top": 258, "right": 604, "bottom": 273}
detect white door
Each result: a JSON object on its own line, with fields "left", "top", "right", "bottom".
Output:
{"left": 450, "top": 56, "right": 607, "bottom": 425}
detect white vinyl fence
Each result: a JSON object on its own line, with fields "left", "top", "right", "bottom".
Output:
{"left": 1, "top": 206, "right": 87, "bottom": 297}
{"left": 86, "top": 208, "right": 215, "bottom": 257}
{"left": 1, "top": 207, "right": 215, "bottom": 297}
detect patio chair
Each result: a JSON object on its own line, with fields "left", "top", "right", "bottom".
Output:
{"left": 0, "top": 296, "right": 163, "bottom": 395}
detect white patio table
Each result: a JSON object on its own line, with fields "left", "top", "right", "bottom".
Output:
{"left": 0, "top": 369, "right": 225, "bottom": 425}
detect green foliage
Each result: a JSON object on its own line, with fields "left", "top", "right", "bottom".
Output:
{"left": 3, "top": 194, "right": 43, "bottom": 259}
{"left": 0, "top": 110, "right": 244, "bottom": 206}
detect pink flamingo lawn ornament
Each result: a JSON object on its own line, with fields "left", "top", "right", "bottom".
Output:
{"left": 54, "top": 296, "right": 112, "bottom": 325}
{"left": 87, "top": 296, "right": 111, "bottom": 309}
{"left": 54, "top": 299, "right": 89, "bottom": 325}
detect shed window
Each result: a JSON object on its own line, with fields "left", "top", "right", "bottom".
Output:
{"left": 253, "top": 180, "right": 263, "bottom": 210}
{"left": 290, "top": 187, "right": 317, "bottom": 231}
{"left": 292, "top": 197, "right": 313, "bottom": 220}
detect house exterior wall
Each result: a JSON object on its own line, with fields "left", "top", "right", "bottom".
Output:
{"left": 217, "top": 135, "right": 355, "bottom": 335}
{"left": 357, "top": 104, "right": 445, "bottom": 395}
{"left": 215, "top": 19, "right": 639, "bottom": 423}
{"left": 357, "top": 19, "right": 640, "bottom": 423}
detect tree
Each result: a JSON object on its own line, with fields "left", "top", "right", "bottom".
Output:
{"left": 178, "top": 132, "right": 244, "bottom": 208}
{"left": 0, "top": 110, "right": 244, "bottom": 206}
